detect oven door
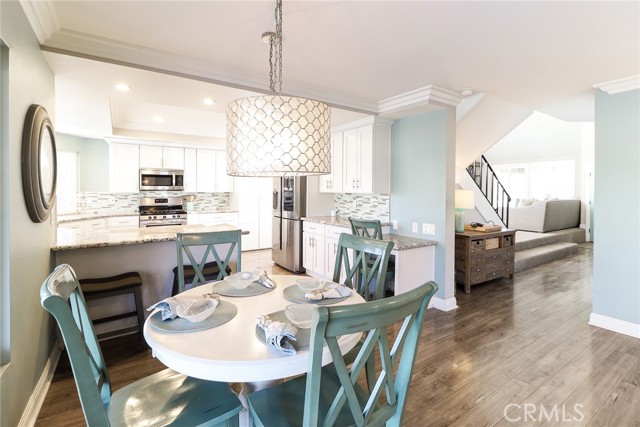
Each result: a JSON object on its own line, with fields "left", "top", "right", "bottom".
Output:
{"left": 140, "top": 219, "right": 186, "bottom": 227}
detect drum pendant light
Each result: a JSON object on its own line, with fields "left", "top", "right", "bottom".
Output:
{"left": 226, "top": 0, "right": 331, "bottom": 176}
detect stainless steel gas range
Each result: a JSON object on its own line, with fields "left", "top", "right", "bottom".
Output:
{"left": 139, "top": 197, "right": 187, "bottom": 227}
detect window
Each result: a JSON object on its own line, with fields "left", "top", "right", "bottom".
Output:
{"left": 495, "top": 160, "right": 576, "bottom": 204}
{"left": 56, "top": 151, "right": 78, "bottom": 214}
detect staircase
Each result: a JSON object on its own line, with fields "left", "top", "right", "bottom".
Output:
{"left": 464, "top": 156, "right": 586, "bottom": 272}
{"left": 514, "top": 229, "right": 586, "bottom": 272}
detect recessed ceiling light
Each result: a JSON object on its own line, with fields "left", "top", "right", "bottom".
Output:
{"left": 115, "top": 83, "right": 131, "bottom": 92}
{"left": 459, "top": 88, "right": 474, "bottom": 96}
{"left": 152, "top": 116, "right": 165, "bottom": 123}
{"left": 203, "top": 98, "right": 216, "bottom": 106}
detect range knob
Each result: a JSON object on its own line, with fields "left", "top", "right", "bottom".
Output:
{"left": 162, "top": 215, "right": 167, "bottom": 219}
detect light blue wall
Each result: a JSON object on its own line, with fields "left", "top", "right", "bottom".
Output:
{"left": 56, "top": 133, "right": 109, "bottom": 192}
{"left": 390, "top": 109, "right": 456, "bottom": 301}
{"left": 0, "top": 1, "right": 56, "bottom": 425}
{"left": 592, "top": 89, "right": 640, "bottom": 325}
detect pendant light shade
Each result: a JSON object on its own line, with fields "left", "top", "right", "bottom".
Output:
{"left": 227, "top": 95, "right": 330, "bottom": 176}
{"left": 225, "top": 0, "right": 331, "bottom": 177}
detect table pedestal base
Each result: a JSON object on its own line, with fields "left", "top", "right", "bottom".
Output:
{"left": 231, "top": 380, "right": 283, "bottom": 427}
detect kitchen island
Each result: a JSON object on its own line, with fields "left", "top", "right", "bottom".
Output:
{"left": 52, "top": 223, "right": 246, "bottom": 336}
{"left": 301, "top": 217, "right": 437, "bottom": 295}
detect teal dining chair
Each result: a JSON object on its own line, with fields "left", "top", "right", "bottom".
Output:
{"left": 333, "top": 233, "right": 394, "bottom": 301}
{"left": 349, "top": 217, "right": 383, "bottom": 240}
{"left": 174, "top": 230, "right": 242, "bottom": 295}
{"left": 349, "top": 217, "right": 396, "bottom": 295}
{"left": 248, "top": 281, "right": 439, "bottom": 427}
{"left": 40, "top": 264, "right": 243, "bottom": 427}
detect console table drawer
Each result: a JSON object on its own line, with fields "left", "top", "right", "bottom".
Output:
{"left": 455, "top": 229, "right": 516, "bottom": 293}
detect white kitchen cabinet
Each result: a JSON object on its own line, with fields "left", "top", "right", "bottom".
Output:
{"left": 139, "top": 145, "right": 184, "bottom": 169}
{"left": 183, "top": 148, "right": 197, "bottom": 192}
{"left": 108, "top": 143, "right": 140, "bottom": 192}
{"left": 339, "top": 119, "right": 391, "bottom": 194}
{"left": 196, "top": 149, "right": 231, "bottom": 193}
{"left": 58, "top": 218, "right": 107, "bottom": 231}
{"left": 323, "top": 225, "right": 349, "bottom": 280}
{"left": 199, "top": 212, "right": 239, "bottom": 226}
{"left": 235, "top": 177, "right": 272, "bottom": 251}
{"left": 303, "top": 222, "right": 324, "bottom": 275}
{"left": 107, "top": 216, "right": 139, "bottom": 228}
{"left": 319, "top": 132, "right": 343, "bottom": 193}
{"left": 162, "top": 147, "right": 185, "bottom": 169}
{"left": 215, "top": 151, "right": 234, "bottom": 192}
{"left": 196, "top": 149, "right": 216, "bottom": 192}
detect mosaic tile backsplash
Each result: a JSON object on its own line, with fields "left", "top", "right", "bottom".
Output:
{"left": 76, "top": 192, "right": 231, "bottom": 213}
{"left": 334, "top": 193, "right": 389, "bottom": 222}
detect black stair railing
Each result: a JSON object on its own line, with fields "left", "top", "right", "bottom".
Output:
{"left": 466, "top": 155, "right": 511, "bottom": 227}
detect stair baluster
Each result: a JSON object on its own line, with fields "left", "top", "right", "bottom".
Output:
{"left": 466, "top": 155, "right": 511, "bottom": 227}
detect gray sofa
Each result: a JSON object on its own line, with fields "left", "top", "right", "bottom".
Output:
{"left": 508, "top": 199, "right": 580, "bottom": 232}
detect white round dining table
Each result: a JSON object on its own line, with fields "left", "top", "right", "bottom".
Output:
{"left": 143, "top": 275, "right": 364, "bottom": 383}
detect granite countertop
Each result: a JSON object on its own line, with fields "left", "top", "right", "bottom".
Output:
{"left": 58, "top": 211, "right": 139, "bottom": 223}
{"left": 58, "top": 209, "right": 239, "bottom": 223}
{"left": 53, "top": 223, "right": 248, "bottom": 251}
{"left": 302, "top": 216, "right": 393, "bottom": 228}
{"left": 301, "top": 216, "right": 436, "bottom": 251}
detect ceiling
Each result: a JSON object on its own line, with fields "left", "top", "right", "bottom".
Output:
{"left": 24, "top": 1, "right": 640, "bottom": 142}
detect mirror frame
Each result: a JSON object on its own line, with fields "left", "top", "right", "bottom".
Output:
{"left": 22, "top": 104, "right": 57, "bottom": 223}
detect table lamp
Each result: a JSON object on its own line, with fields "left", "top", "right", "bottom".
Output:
{"left": 455, "top": 190, "right": 475, "bottom": 233}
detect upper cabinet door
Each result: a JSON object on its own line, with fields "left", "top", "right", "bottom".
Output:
{"left": 214, "top": 151, "right": 234, "bottom": 192}
{"left": 343, "top": 129, "right": 360, "bottom": 193}
{"left": 139, "top": 145, "right": 163, "bottom": 169}
{"left": 109, "top": 143, "right": 139, "bottom": 192}
{"left": 319, "top": 132, "right": 343, "bottom": 193}
{"left": 162, "top": 147, "right": 185, "bottom": 169}
{"left": 196, "top": 149, "right": 216, "bottom": 192}
{"left": 139, "top": 145, "right": 184, "bottom": 169}
{"left": 356, "top": 125, "right": 373, "bottom": 193}
{"left": 183, "top": 148, "right": 197, "bottom": 192}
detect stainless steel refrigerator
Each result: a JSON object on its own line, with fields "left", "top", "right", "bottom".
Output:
{"left": 272, "top": 177, "right": 307, "bottom": 273}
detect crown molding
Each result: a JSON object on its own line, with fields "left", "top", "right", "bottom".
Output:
{"left": 377, "top": 85, "right": 462, "bottom": 117}
{"left": 593, "top": 75, "right": 640, "bottom": 94}
{"left": 41, "top": 29, "right": 379, "bottom": 114}
{"left": 18, "top": 0, "right": 58, "bottom": 43}
{"left": 331, "top": 116, "right": 395, "bottom": 133}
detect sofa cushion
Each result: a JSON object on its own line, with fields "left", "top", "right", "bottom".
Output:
{"left": 509, "top": 199, "right": 580, "bottom": 232}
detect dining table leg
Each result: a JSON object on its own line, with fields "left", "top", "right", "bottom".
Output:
{"left": 230, "top": 380, "right": 283, "bottom": 427}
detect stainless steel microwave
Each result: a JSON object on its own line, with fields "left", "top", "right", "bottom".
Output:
{"left": 139, "top": 168, "right": 184, "bottom": 191}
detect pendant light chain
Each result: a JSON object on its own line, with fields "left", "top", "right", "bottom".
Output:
{"left": 269, "top": 0, "right": 283, "bottom": 94}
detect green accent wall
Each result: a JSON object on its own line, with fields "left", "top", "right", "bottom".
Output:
{"left": 390, "top": 109, "right": 456, "bottom": 301}
{"left": 56, "top": 133, "right": 109, "bottom": 192}
{"left": 0, "top": 1, "right": 56, "bottom": 425}
{"left": 593, "top": 89, "right": 640, "bottom": 325}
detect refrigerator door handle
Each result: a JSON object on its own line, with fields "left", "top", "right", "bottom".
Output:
{"left": 273, "top": 190, "right": 279, "bottom": 210}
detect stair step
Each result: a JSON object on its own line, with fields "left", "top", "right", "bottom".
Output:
{"left": 515, "top": 228, "right": 586, "bottom": 251}
{"left": 514, "top": 242, "right": 578, "bottom": 273}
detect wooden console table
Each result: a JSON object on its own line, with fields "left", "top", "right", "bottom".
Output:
{"left": 455, "top": 228, "right": 516, "bottom": 293}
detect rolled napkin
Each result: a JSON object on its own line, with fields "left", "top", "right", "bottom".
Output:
{"left": 305, "top": 282, "right": 352, "bottom": 301}
{"left": 147, "top": 293, "right": 219, "bottom": 321}
{"left": 256, "top": 270, "right": 276, "bottom": 288}
{"left": 256, "top": 315, "right": 297, "bottom": 355}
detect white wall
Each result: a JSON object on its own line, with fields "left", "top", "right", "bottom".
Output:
{"left": 484, "top": 111, "right": 594, "bottom": 226}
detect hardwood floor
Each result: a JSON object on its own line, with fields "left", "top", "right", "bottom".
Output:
{"left": 36, "top": 244, "right": 640, "bottom": 426}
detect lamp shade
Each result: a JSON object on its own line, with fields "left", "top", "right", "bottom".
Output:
{"left": 226, "top": 95, "right": 331, "bottom": 177}
{"left": 455, "top": 190, "right": 475, "bottom": 209}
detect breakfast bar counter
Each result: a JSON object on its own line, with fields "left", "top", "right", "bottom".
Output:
{"left": 52, "top": 223, "right": 246, "bottom": 337}
{"left": 53, "top": 223, "right": 248, "bottom": 251}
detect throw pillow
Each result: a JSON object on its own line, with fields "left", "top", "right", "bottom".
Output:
{"left": 518, "top": 197, "right": 535, "bottom": 207}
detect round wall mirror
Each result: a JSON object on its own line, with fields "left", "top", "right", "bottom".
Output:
{"left": 22, "top": 104, "right": 57, "bottom": 223}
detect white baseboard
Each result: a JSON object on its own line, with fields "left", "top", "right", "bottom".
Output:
{"left": 18, "top": 342, "right": 62, "bottom": 427}
{"left": 589, "top": 313, "right": 640, "bottom": 339}
{"left": 429, "top": 296, "right": 458, "bottom": 312}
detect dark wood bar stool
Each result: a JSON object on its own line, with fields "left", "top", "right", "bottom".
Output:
{"left": 79, "top": 272, "right": 145, "bottom": 340}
